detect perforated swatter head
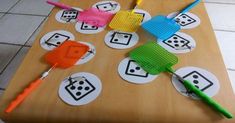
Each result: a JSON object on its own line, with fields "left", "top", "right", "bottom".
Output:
{"left": 129, "top": 41, "right": 178, "bottom": 75}
{"left": 45, "top": 41, "right": 89, "bottom": 69}
{"left": 109, "top": 10, "right": 143, "bottom": 32}
{"left": 142, "top": 15, "right": 180, "bottom": 40}
{"left": 77, "top": 8, "right": 114, "bottom": 27}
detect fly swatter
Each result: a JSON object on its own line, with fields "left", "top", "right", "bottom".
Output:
{"left": 5, "top": 41, "right": 89, "bottom": 113}
{"left": 142, "top": 0, "right": 201, "bottom": 40}
{"left": 129, "top": 42, "right": 233, "bottom": 119}
{"left": 109, "top": 0, "right": 143, "bottom": 32}
{"left": 47, "top": 0, "right": 113, "bottom": 27}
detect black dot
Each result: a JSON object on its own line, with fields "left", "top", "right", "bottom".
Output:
{"left": 85, "top": 87, "right": 90, "bottom": 90}
{"left": 188, "top": 19, "right": 192, "bottom": 22}
{"left": 114, "top": 39, "right": 118, "bottom": 41}
{"left": 63, "top": 16, "right": 67, "bottom": 18}
{"left": 92, "top": 26, "right": 96, "bottom": 28}
{"left": 70, "top": 86, "right": 76, "bottom": 90}
{"left": 168, "top": 40, "right": 172, "bottom": 43}
{"left": 180, "top": 40, "right": 185, "bottom": 43}
{"left": 76, "top": 92, "right": 81, "bottom": 96}
{"left": 193, "top": 80, "right": 199, "bottom": 84}
{"left": 84, "top": 26, "right": 88, "bottom": 28}
{"left": 195, "top": 85, "right": 199, "bottom": 89}
{"left": 73, "top": 12, "right": 77, "bottom": 14}
{"left": 55, "top": 35, "right": 59, "bottom": 38}
{"left": 182, "top": 16, "right": 186, "bottom": 18}
{"left": 174, "top": 40, "right": 178, "bottom": 43}
{"left": 68, "top": 16, "right": 71, "bottom": 18}
{"left": 181, "top": 21, "right": 186, "bottom": 24}
{"left": 56, "top": 42, "right": 61, "bottom": 45}
{"left": 124, "top": 35, "right": 129, "bottom": 38}
{"left": 175, "top": 44, "right": 179, "bottom": 47}
{"left": 65, "top": 12, "right": 68, "bottom": 14}
{"left": 79, "top": 81, "right": 84, "bottom": 85}
{"left": 136, "top": 67, "right": 141, "bottom": 70}
{"left": 130, "top": 69, "right": 135, "bottom": 73}
{"left": 193, "top": 75, "right": 198, "bottom": 79}
{"left": 77, "top": 86, "right": 83, "bottom": 90}
{"left": 69, "top": 12, "right": 72, "bottom": 14}
{"left": 103, "top": 6, "right": 107, "bottom": 8}
{"left": 72, "top": 16, "right": 75, "bottom": 18}
{"left": 173, "top": 37, "right": 178, "bottom": 39}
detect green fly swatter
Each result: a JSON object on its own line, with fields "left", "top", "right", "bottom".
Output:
{"left": 129, "top": 41, "right": 233, "bottom": 119}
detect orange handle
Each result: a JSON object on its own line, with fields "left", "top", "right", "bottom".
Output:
{"left": 5, "top": 78, "right": 43, "bottom": 113}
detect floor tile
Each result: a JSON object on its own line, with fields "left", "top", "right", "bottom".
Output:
{"left": 26, "top": 18, "right": 47, "bottom": 46}
{"left": 0, "top": 0, "right": 19, "bottom": 12}
{"left": 205, "top": 3, "right": 235, "bottom": 31}
{"left": 215, "top": 31, "right": 235, "bottom": 69}
{"left": 9, "top": 0, "right": 59, "bottom": 16}
{"left": 0, "top": 13, "right": 4, "bottom": 18}
{"left": 0, "top": 14, "right": 45, "bottom": 45}
{"left": 227, "top": 70, "right": 235, "bottom": 94}
{"left": 0, "top": 44, "right": 21, "bottom": 74}
{"left": 0, "top": 47, "right": 29, "bottom": 89}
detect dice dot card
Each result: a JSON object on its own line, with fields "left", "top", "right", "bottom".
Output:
{"left": 40, "top": 30, "right": 75, "bottom": 50}
{"left": 158, "top": 32, "right": 196, "bottom": 54}
{"left": 171, "top": 66, "right": 220, "bottom": 99}
{"left": 92, "top": 1, "right": 121, "bottom": 14}
{"left": 55, "top": 7, "right": 83, "bottom": 23}
{"left": 59, "top": 72, "right": 102, "bottom": 106}
{"left": 104, "top": 30, "right": 139, "bottom": 49}
{"left": 75, "top": 22, "right": 105, "bottom": 34}
{"left": 118, "top": 58, "right": 158, "bottom": 84}
{"left": 167, "top": 12, "right": 201, "bottom": 29}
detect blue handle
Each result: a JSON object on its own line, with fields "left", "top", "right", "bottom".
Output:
{"left": 180, "top": 0, "right": 201, "bottom": 14}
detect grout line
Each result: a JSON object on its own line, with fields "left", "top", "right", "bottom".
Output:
{"left": 5, "top": 12, "right": 48, "bottom": 17}
{"left": 204, "top": 1, "right": 235, "bottom": 5}
{"left": 0, "top": 42, "right": 30, "bottom": 47}
{"left": 0, "top": 0, "right": 21, "bottom": 20}
{"left": 228, "top": 68, "right": 235, "bottom": 71}
{"left": 214, "top": 29, "right": 235, "bottom": 33}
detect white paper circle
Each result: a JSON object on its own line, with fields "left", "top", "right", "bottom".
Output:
{"left": 76, "top": 42, "right": 96, "bottom": 65}
{"left": 158, "top": 32, "right": 196, "bottom": 54}
{"left": 40, "top": 30, "right": 75, "bottom": 50}
{"left": 171, "top": 66, "right": 220, "bottom": 99}
{"left": 167, "top": 12, "right": 201, "bottom": 29}
{"left": 55, "top": 7, "right": 83, "bottom": 23}
{"left": 133, "top": 9, "right": 152, "bottom": 24}
{"left": 59, "top": 72, "right": 102, "bottom": 106}
{"left": 118, "top": 58, "right": 158, "bottom": 84}
{"left": 75, "top": 22, "right": 105, "bottom": 34}
{"left": 104, "top": 30, "right": 139, "bottom": 49}
{"left": 92, "top": 1, "right": 121, "bottom": 14}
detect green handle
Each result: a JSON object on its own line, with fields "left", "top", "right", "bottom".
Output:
{"left": 183, "top": 80, "right": 233, "bottom": 119}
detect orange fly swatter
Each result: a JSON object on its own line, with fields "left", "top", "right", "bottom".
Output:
{"left": 5, "top": 41, "right": 89, "bottom": 113}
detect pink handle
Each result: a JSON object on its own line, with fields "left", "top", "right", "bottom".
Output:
{"left": 5, "top": 78, "right": 43, "bottom": 113}
{"left": 46, "top": 0, "right": 73, "bottom": 10}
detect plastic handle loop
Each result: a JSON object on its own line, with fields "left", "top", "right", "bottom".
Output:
{"left": 46, "top": 0, "right": 73, "bottom": 10}
{"left": 5, "top": 78, "right": 43, "bottom": 113}
{"left": 183, "top": 80, "right": 233, "bottom": 119}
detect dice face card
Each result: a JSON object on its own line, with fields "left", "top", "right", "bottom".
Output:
{"left": 92, "top": 1, "right": 121, "bottom": 14}
{"left": 182, "top": 71, "right": 213, "bottom": 91}
{"left": 61, "top": 10, "right": 79, "bottom": 22}
{"left": 40, "top": 30, "right": 75, "bottom": 51}
{"left": 45, "top": 33, "right": 70, "bottom": 47}
{"left": 81, "top": 22, "right": 98, "bottom": 30}
{"left": 110, "top": 32, "right": 132, "bottom": 45}
{"left": 59, "top": 72, "right": 102, "bottom": 106}
{"left": 118, "top": 58, "right": 158, "bottom": 84}
{"left": 104, "top": 30, "right": 139, "bottom": 49}
{"left": 175, "top": 14, "right": 196, "bottom": 27}
{"left": 171, "top": 67, "right": 220, "bottom": 99}
{"left": 125, "top": 60, "right": 148, "bottom": 78}
{"left": 163, "top": 34, "right": 190, "bottom": 50}
{"left": 75, "top": 22, "right": 105, "bottom": 34}
{"left": 65, "top": 77, "right": 96, "bottom": 101}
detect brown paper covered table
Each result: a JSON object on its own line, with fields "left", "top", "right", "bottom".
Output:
{"left": 0, "top": 0, "right": 235, "bottom": 122}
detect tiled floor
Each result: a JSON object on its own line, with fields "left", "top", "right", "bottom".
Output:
{"left": 0, "top": 0, "right": 235, "bottom": 122}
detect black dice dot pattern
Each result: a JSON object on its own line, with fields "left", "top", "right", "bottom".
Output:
{"left": 175, "top": 14, "right": 197, "bottom": 26}
{"left": 45, "top": 33, "right": 70, "bottom": 47}
{"left": 61, "top": 10, "right": 78, "bottom": 22}
{"left": 163, "top": 34, "right": 191, "bottom": 50}
{"left": 80, "top": 22, "right": 98, "bottom": 30}
{"left": 65, "top": 77, "right": 96, "bottom": 101}
{"left": 110, "top": 32, "right": 132, "bottom": 45}
{"left": 96, "top": 2, "right": 117, "bottom": 12}
{"left": 125, "top": 60, "right": 148, "bottom": 78}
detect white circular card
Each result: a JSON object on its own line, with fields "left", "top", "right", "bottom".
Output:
{"left": 118, "top": 58, "right": 158, "bottom": 84}
{"left": 167, "top": 12, "right": 201, "bottom": 29}
{"left": 133, "top": 9, "right": 152, "bottom": 24}
{"left": 92, "top": 1, "right": 121, "bottom": 14}
{"left": 76, "top": 42, "right": 96, "bottom": 65}
{"left": 40, "top": 30, "right": 75, "bottom": 50}
{"left": 171, "top": 66, "right": 220, "bottom": 99}
{"left": 55, "top": 7, "right": 83, "bottom": 23}
{"left": 59, "top": 72, "right": 102, "bottom": 106}
{"left": 158, "top": 32, "right": 196, "bottom": 54}
{"left": 104, "top": 30, "right": 139, "bottom": 49}
{"left": 75, "top": 22, "right": 105, "bottom": 34}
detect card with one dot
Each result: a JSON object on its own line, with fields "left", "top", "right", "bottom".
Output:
{"left": 92, "top": 1, "right": 121, "bottom": 14}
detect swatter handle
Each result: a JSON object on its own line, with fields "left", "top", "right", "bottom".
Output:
{"left": 5, "top": 78, "right": 43, "bottom": 113}
{"left": 46, "top": 0, "right": 73, "bottom": 10}
{"left": 180, "top": 0, "right": 201, "bottom": 14}
{"left": 183, "top": 80, "right": 233, "bottom": 119}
